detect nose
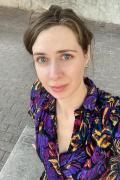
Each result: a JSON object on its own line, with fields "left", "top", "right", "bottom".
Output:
{"left": 48, "top": 61, "right": 62, "bottom": 80}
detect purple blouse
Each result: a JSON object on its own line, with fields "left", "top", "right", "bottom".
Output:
{"left": 28, "top": 77, "right": 120, "bottom": 180}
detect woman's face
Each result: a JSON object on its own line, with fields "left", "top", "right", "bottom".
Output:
{"left": 32, "top": 25, "right": 90, "bottom": 99}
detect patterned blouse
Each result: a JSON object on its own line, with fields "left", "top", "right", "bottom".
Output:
{"left": 28, "top": 76, "right": 120, "bottom": 180}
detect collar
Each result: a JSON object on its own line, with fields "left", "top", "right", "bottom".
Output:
{"left": 82, "top": 77, "right": 98, "bottom": 111}
{"left": 31, "top": 76, "right": 98, "bottom": 115}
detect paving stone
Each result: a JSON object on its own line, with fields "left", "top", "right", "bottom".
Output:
{"left": 0, "top": 151, "right": 5, "bottom": 161}
{"left": 1, "top": 152, "right": 10, "bottom": 164}
{"left": 7, "top": 125, "right": 24, "bottom": 136}
{"left": 0, "top": 162, "right": 4, "bottom": 172}
{"left": 0, "top": 122, "right": 9, "bottom": 132}
{"left": 10, "top": 134, "right": 20, "bottom": 144}
{"left": 0, "top": 140, "right": 15, "bottom": 153}
{"left": 0, "top": 131, "right": 5, "bottom": 138}
{"left": 3, "top": 115, "right": 22, "bottom": 126}
{"left": 0, "top": 132, "right": 13, "bottom": 142}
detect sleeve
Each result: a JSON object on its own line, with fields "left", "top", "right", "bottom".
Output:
{"left": 107, "top": 96, "right": 120, "bottom": 179}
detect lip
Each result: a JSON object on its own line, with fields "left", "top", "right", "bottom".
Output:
{"left": 51, "top": 84, "right": 68, "bottom": 92}
{"left": 51, "top": 84, "right": 67, "bottom": 88}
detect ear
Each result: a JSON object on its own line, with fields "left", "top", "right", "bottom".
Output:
{"left": 84, "top": 45, "right": 91, "bottom": 66}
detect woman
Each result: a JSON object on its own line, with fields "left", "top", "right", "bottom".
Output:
{"left": 23, "top": 5, "right": 120, "bottom": 180}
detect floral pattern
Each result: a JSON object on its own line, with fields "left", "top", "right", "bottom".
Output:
{"left": 28, "top": 77, "right": 120, "bottom": 180}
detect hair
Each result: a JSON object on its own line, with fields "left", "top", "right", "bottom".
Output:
{"left": 23, "top": 5, "right": 93, "bottom": 55}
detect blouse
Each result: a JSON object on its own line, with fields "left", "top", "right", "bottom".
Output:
{"left": 28, "top": 76, "right": 120, "bottom": 180}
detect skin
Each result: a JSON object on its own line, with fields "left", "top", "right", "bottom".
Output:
{"left": 32, "top": 25, "right": 90, "bottom": 117}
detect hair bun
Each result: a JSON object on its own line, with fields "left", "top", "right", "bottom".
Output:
{"left": 49, "top": 5, "right": 62, "bottom": 17}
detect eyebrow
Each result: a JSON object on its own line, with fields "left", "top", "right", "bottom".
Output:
{"left": 33, "top": 49, "right": 78, "bottom": 56}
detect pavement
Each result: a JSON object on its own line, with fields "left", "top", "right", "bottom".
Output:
{"left": 0, "top": 126, "right": 44, "bottom": 180}
{"left": 0, "top": 6, "right": 120, "bottom": 171}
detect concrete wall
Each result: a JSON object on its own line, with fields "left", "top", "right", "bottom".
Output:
{"left": 0, "top": 0, "right": 120, "bottom": 25}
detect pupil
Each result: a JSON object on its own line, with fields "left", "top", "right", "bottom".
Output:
{"left": 41, "top": 57, "right": 45, "bottom": 62}
{"left": 65, "top": 54, "right": 69, "bottom": 59}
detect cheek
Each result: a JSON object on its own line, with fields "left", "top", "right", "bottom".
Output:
{"left": 34, "top": 64, "right": 46, "bottom": 82}
{"left": 34, "top": 64, "right": 40, "bottom": 76}
{"left": 69, "top": 61, "right": 85, "bottom": 75}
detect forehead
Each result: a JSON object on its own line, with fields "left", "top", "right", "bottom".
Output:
{"left": 32, "top": 25, "right": 81, "bottom": 53}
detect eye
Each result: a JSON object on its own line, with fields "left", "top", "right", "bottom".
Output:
{"left": 36, "top": 56, "right": 47, "bottom": 64}
{"left": 62, "top": 54, "right": 73, "bottom": 60}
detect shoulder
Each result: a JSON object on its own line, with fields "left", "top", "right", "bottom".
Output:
{"left": 28, "top": 79, "right": 42, "bottom": 119}
{"left": 28, "top": 79, "right": 53, "bottom": 120}
{"left": 97, "top": 90, "right": 120, "bottom": 176}
{"left": 97, "top": 88, "right": 120, "bottom": 109}
{"left": 91, "top": 88, "right": 120, "bottom": 150}
{"left": 31, "top": 79, "right": 42, "bottom": 97}
{"left": 96, "top": 88, "right": 120, "bottom": 120}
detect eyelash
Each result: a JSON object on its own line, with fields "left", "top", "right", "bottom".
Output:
{"left": 35, "top": 54, "right": 73, "bottom": 64}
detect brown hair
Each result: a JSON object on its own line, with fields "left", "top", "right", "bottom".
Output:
{"left": 23, "top": 5, "right": 93, "bottom": 55}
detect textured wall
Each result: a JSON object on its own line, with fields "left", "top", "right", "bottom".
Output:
{"left": 0, "top": 0, "right": 120, "bottom": 24}
{"left": 0, "top": 0, "right": 18, "bottom": 8}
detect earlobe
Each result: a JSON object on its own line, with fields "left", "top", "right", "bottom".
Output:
{"left": 85, "top": 64, "right": 89, "bottom": 68}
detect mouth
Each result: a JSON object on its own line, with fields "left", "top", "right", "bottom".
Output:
{"left": 50, "top": 84, "right": 68, "bottom": 92}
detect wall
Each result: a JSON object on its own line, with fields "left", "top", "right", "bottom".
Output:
{"left": 0, "top": 0, "right": 120, "bottom": 24}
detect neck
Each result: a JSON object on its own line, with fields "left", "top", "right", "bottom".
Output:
{"left": 56, "top": 79, "right": 88, "bottom": 116}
